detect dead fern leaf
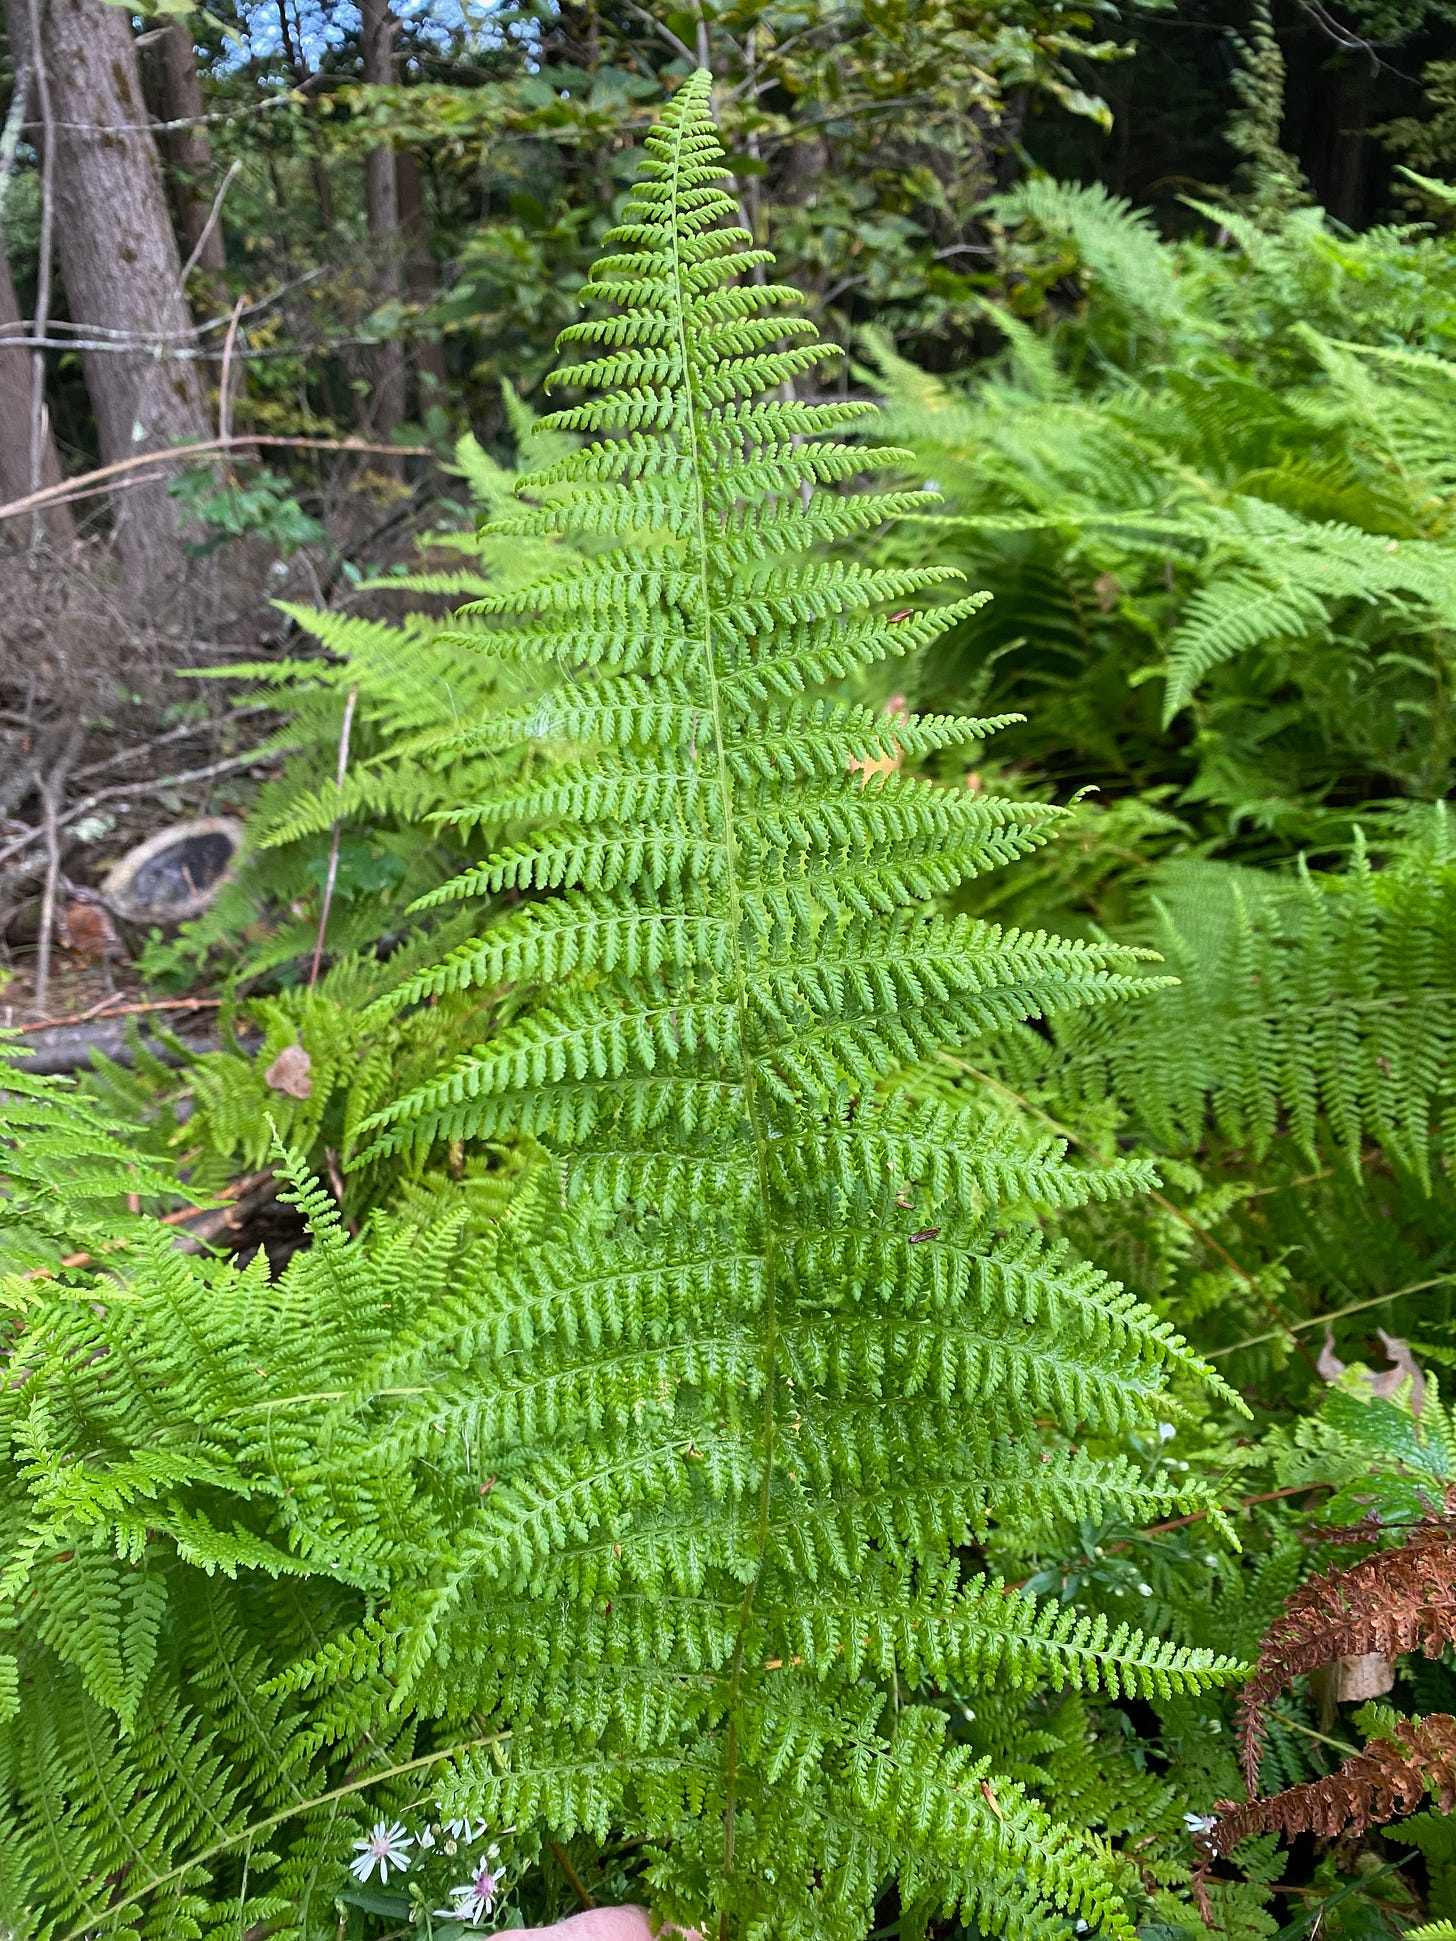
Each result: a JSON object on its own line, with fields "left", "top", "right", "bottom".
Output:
{"left": 1237, "top": 1526, "right": 1456, "bottom": 1794}
{"left": 1209, "top": 1711, "right": 1456, "bottom": 1855}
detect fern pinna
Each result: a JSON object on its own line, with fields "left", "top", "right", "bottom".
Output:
{"left": 326, "top": 74, "right": 1238, "bottom": 1940}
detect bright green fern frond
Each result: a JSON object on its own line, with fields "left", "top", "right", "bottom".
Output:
{"left": 311, "top": 72, "right": 1239, "bottom": 1941}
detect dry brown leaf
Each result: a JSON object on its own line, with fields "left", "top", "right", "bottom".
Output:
{"left": 59, "top": 899, "right": 121, "bottom": 962}
{"left": 263, "top": 1044, "right": 313, "bottom": 1099}
{"left": 1370, "top": 1329, "right": 1426, "bottom": 1414}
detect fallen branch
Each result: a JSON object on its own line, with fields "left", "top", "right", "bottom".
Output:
{"left": 14, "top": 1015, "right": 228, "bottom": 1076}
{"left": 14, "top": 995, "right": 223, "bottom": 1034}
{"left": 23, "top": 1171, "right": 280, "bottom": 1280}
{"left": 0, "top": 748, "right": 276, "bottom": 870}
{"left": 0, "top": 433, "right": 435, "bottom": 525}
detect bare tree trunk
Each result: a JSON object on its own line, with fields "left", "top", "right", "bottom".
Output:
{"left": 5, "top": 0, "right": 210, "bottom": 593}
{"left": 360, "top": 0, "right": 406, "bottom": 477}
{"left": 396, "top": 148, "right": 447, "bottom": 409}
{"left": 145, "top": 20, "right": 226, "bottom": 280}
{"left": 0, "top": 243, "right": 73, "bottom": 544}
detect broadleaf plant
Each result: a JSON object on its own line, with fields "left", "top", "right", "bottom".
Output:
{"left": 320, "top": 73, "right": 1241, "bottom": 1940}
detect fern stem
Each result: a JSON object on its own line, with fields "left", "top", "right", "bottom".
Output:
{"left": 1209, "top": 1272, "right": 1456, "bottom": 1358}
{"left": 654, "top": 85, "right": 785, "bottom": 1934}
{"left": 551, "top": 1841, "right": 598, "bottom": 1910}
{"left": 1270, "top": 1709, "right": 1360, "bottom": 1760}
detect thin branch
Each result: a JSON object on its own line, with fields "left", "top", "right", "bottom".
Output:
{"left": 218, "top": 296, "right": 246, "bottom": 446}
{"left": 178, "top": 157, "right": 242, "bottom": 289}
{"left": 1271, "top": 1707, "right": 1361, "bottom": 1759}
{"left": 13, "top": 71, "right": 327, "bottom": 140}
{"left": 551, "top": 1843, "right": 598, "bottom": 1911}
{"left": 26, "top": 0, "right": 55, "bottom": 558}
{"left": 618, "top": 0, "right": 696, "bottom": 63}
{"left": 309, "top": 686, "right": 358, "bottom": 988}
{"left": 1137, "top": 1482, "right": 1332, "bottom": 1538}
{"left": 68, "top": 709, "right": 274, "bottom": 784}
{"left": 1290, "top": 0, "right": 1419, "bottom": 79}
{"left": 0, "top": 748, "right": 276, "bottom": 871}
{"left": 30, "top": 727, "right": 83, "bottom": 1017}
{"left": 1210, "top": 1273, "right": 1456, "bottom": 1358}
{"left": 14, "top": 994, "right": 223, "bottom": 1034}
{"left": 782, "top": 96, "right": 935, "bottom": 141}
{"left": 0, "top": 433, "right": 434, "bottom": 525}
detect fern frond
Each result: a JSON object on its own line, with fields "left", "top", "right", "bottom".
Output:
{"left": 317, "top": 73, "right": 1238, "bottom": 1941}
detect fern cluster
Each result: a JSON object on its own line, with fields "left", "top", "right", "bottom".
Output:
{"left": 1027, "top": 811, "right": 1456, "bottom": 1183}
{"left": 106, "top": 412, "right": 585, "bottom": 1208}
{"left": 0, "top": 1038, "right": 180, "bottom": 1274}
{"left": 844, "top": 145, "right": 1456, "bottom": 1941}
{"left": 0, "top": 76, "right": 1243, "bottom": 1941}
{"left": 868, "top": 181, "right": 1456, "bottom": 842}
{"left": 21, "top": 52, "right": 1456, "bottom": 1941}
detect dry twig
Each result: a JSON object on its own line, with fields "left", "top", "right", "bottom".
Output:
{"left": 0, "top": 434, "right": 434, "bottom": 525}
{"left": 309, "top": 686, "right": 358, "bottom": 988}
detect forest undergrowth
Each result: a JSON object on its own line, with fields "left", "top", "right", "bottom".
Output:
{"left": 6, "top": 55, "right": 1456, "bottom": 1941}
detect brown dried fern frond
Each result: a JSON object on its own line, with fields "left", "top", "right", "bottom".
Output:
{"left": 1208, "top": 1712, "right": 1456, "bottom": 1857}
{"left": 1236, "top": 1528, "right": 1456, "bottom": 1794}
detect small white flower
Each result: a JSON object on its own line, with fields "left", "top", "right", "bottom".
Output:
{"left": 417, "top": 1824, "right": 436, "bottom": 1850}
{"left": 1184, "top": 1812, "right": 1218, "bottom": 1834}
{"left": 443, "top": 1816, "right": 486, "bottom": 1843}
{"left": 436, "top": 1858, "right": 502, "bottom": 1926}
{"left": 1157, "top": 1422, "right": 1176, "bottom": 1442}
{"left": 349, "top": 1819, "right": 413, "bottom": 1883}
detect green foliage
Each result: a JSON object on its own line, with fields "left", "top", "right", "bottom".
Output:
{"left": 1224, "top": 0, "right": 1308, "bottom": 220}
{"left": 0, "top": 77, "right": 1245, "bottom": 1941}
{"left": 0, "top": 1152, "right": 557, "bottom": 1940}
{"left": 128, "top": 411, "right": 583, "bottom": 1206}
{"left": 0, "top": 1038, "right": 182, "bottom": 1274}
{"left": 866, "top": 180, "right": 1456, "bottom": 850}
{"left": 169, "top": 466, "right": 328, "bottom": 559}
{"left": 1031, "top": 812, "right": 1456, "bottom": 1184}
{"left": 338, "top": 74, "right": 1236, "bottom": 1941}
{"left": 20, "top": 23, "right": 1456, "bottom": 1941}
{"left": 845, "top": 134, "right": 1456, "bottom": 1941}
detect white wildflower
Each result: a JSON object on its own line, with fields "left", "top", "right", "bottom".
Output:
{"left": 349, "top": 1820, "right": 412, "bottom": 1884}
{"left": 436, "top": 1858, "right": 502, "bottom": 1926}
{"left": 1184, "top": 1812, "right": 1218, "bottom": 1834}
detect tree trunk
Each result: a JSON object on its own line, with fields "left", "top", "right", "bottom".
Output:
{"left": 396, "top": 148, "right": 447, "bottom": 409}
{"left": 0, "top": 243, "right": 73, "bottom": 546}
{"left": 144, "top": 20, "right": 226, "bottom": 280}
{"left": 360, "top": 0, "right": 407, "bottom": 476}
{"left": 4, "top": 0, "right": 210, "bottom": 593}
